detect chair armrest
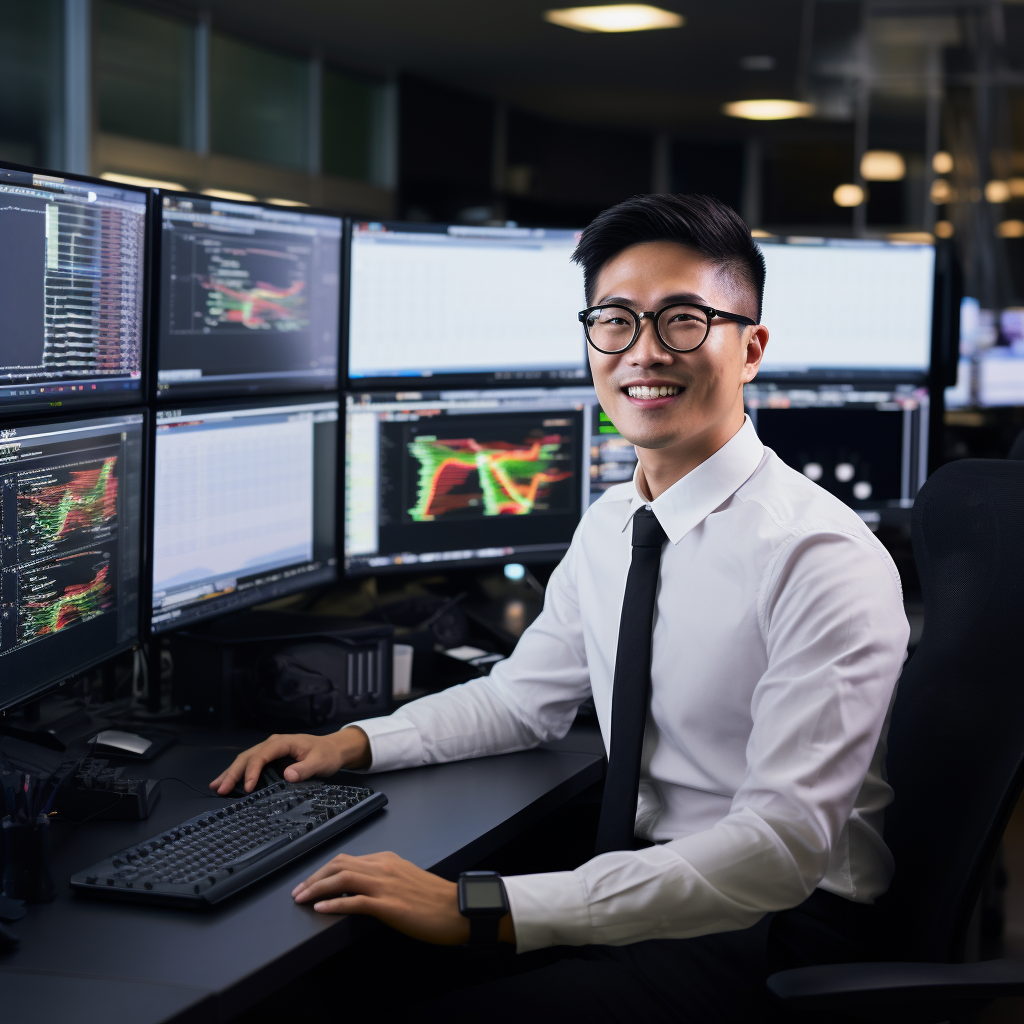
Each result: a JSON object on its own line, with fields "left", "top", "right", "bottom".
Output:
{"left": 767, "top": 959, "right": 1024, "bottom": 1014}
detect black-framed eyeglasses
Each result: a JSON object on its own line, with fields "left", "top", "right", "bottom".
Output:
{"left": 578, "top": 302, "right": 757, "bottom": 354}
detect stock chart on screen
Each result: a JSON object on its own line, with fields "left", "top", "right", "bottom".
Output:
{"left": 345, "top": 390, "right": 591, "bottom": 574}
{"left": 0, "top": 166, "right": 146, "bottom": 412}
{"left": 157, "top": 194, "right": 341, "bottom": 399}
{"left": 0, "top": 414, "right": 143, "bottom": 711}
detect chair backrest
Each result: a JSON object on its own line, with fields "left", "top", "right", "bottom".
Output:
{"left": 1009, "top": 429, "right": 1024, "bottom": 461}
{"left": 879, "top": 459, "right": 1024, "bottom": 963}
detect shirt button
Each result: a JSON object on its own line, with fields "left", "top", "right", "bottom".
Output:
{"left": 645, "top": 504, "right": 652, "bottom": 511}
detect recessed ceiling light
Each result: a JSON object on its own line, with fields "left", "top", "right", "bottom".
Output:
{"left": 722, "top": 99, "right": 813, "bottom": 120}
{"left": 997, "top": 219, "right": 1024, "bottom": 238}
{"left": 750, "top": 229, "right": 775, "bottom": 238}
{"left": 860, "top": 151, "right": 905, "bottom": 181}
{"left": 100, "top": 171, "right": 185, "bottom": 191}
{"left": 543, "top": 5, "right": 683, "bottom": 33}
{"left": 266, "top": 198, "right": 310, "bottom": 207}
{"left": 934, "top": 220, "right": 954, "bottom": 239}
{"left": 985, "top": 180, "right": 1011, "bottom": 204}
{"left": 932, "top": 151, "right": 954, "bottom": 174}
{"left": 201, "top": 188, "right": 257, "bottom": 202}
{"left": 930, "top": 179, "right": 954, "bottom": 204}
{"left": 833, "top": 183, "right": 865, "bottom": 208}
{"left": 739, "top": 55, "right": 776, "bottom": 71}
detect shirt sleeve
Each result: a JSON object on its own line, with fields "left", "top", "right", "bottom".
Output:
{"left": 503, "top": 529, "right": 909, "bottom": 952}
{"left": 348, "top": 537, "right": 594, "bottom": 772}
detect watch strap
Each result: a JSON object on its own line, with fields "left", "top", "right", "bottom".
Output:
{"left": 468, "top": 913, "right": 502, "bottom": 945}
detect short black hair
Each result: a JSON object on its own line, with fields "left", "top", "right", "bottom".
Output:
{"left": 571, "top": 193, "right": 766, "bottom": 322}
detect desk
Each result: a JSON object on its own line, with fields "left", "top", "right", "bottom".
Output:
{"left": 1, "top": 724, "right": 604, "bottom": 1024}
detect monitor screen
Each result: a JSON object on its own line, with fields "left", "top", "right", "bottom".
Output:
{"left": 344, "top": 388, "right": 594, "bottom": 574}
{"left": 156, "top": 194, "right": 342, "bottom": 400}
{"left": 757, "top": 238, "right": 935, "bottom": 381}
{"left": 744, "top": 382, "right": 929, "bottom": 525}
{"left": 0, "top": 412, "right": 144, "bottom": 711}
{"left": 0, "top": 166, "right": 146, "bottom": 413}
{"left": 150, "top": 399, "right": 338, "bottom": 633}
{"left": 346, "top": 222, "right": 589, "bottom": 389}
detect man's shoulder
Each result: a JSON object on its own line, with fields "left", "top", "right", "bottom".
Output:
{"left": 736, "top": 448, "right": 886, "bottom": 546}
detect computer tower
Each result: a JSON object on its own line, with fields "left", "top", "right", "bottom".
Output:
{"left": 168, "top": 610, "right": 394, "bottom": 729}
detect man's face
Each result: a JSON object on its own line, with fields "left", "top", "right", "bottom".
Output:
{"left": 587, "top": 241, "right": 766, "bottom": 452}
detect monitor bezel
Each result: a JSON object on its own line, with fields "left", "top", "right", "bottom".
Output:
{"left": 0, "top": 405, "right": 148, "bottom": 714}
{"left": 144, "top": 393, "right": 341, "bottom": 637}
{"left": 150, "top": 189, "right": 344, "bottom": 403}
{"left": 0, "top": 159, "right": 151, "bottom": 419}
{"left": 341, "top": 218, "right": 592, "bottom": 393}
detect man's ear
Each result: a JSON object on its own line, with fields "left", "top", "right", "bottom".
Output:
{"left": 742, "top": 324, "right": 768, "bottom": 382}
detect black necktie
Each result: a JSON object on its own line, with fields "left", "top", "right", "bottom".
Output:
{"left": 594, "top": 505, "right": 668, "bottom": 856}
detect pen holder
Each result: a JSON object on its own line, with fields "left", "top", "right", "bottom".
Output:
{"left": 3, "top": 814, "right": 55, "bottom": 903}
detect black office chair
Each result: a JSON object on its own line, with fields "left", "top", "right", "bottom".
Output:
{"left": 1008, "top": 428, "right": 1024, "bottom": 461}
{"left": 767, "top": 459, "right": 1024, "bottom": 1021}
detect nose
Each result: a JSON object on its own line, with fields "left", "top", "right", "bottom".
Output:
{"left": 627, "top": 315, "right": 672, "bottom": 368}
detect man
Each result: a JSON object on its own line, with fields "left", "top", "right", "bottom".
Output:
{"left": 212, "top": 194, "right": 909, "bottom": 1021}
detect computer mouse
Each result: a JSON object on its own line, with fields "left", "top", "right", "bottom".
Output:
{"left": 0, "top": 922, "right": 20, "bottom": 953}
{"left": 228, "top": 758, "right": 288, "bottom": 798}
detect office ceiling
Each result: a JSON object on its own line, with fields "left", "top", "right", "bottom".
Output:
{"left": 174, "top": 0, "right": 812, "bottom": 129}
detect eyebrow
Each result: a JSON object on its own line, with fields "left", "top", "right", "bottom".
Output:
{"left": 596, "top": 292, "right": 710, "bottom": 307}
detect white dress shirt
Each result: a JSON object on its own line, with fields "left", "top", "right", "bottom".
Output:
{"left": 352, "top": 416, "right": 910, "bottom": 953}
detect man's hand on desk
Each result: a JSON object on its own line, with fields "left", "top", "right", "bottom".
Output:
{"left": 292, "top": 851, "right": 515, "bottom": 946}
{"left": 209, "top": 727, "right": 371, "bottom": 795}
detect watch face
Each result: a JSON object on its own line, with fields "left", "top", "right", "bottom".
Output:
{"left": 464, "top": 879, "right": 505, "bottom": 910}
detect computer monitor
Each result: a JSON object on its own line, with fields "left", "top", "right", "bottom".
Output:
{"left": 344, "top": 388, "right": 594, "bottom": 574}
{"left": 155, "top": 193, "right": 342, "bottom": 400}
{"left": 744, "top": 382, "right": 929, "bottom": 524}
{"left": 0, "top": 411, "right": 144, "bottom": 712}
{"left": 345, "top": 222, "right": 589, "bottom": 389}
{"left": 149, "top": 398, "right": 338, "bottom": 633}
{"left": 0, "top": 165, "right": 147, "bottom": 413}
{"left": 757, "top": 237, "right": 935, "bottom": 381}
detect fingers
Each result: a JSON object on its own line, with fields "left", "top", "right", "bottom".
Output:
{"left": 294, "top": 869, "right": 379, "bottom": 904}
{"left": 292, "top": 851, "right": 403, "bottom": 896}
{"left": 209, "top": 735, "right": 308, "bottom": 795}
{"left": 310, "top": 894, "right": 374, "bottom": 915}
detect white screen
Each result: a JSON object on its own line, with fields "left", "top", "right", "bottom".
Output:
{"left": 348, "top": 228, "right": 586, "bottom": 378}
{"left": 758, "top": 241, "right": 934, "bottom": 374}
{"left": 152, "top": 414, "right": 314, "bottom": 594}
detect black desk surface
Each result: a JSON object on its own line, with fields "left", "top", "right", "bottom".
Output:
{"left": 2, "top": 724, "right": 605, "bottom": 1024}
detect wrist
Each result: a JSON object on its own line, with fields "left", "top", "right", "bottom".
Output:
{"left": 498, "top": 912, "right": 515, "bottom": 944}
{"left": 336, "top": 726, "right": 371, "bottom": 769}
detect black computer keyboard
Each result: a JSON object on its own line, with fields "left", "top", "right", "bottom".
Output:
{"left": 71, "top": 779, "right": 386, "bottom": 906}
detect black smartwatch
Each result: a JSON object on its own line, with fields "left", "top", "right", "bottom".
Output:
{"left": 457, "top": 871, "right": 509, "bottom": 945}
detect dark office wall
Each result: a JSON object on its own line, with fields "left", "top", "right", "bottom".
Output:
{"left": 761, "top": 141, "right": 856, "bottom": 227}
{"left": 670, "top": 140, "right": 744, "bottom": 212}
{"left": 399, "top": 75, "right": 494, "bottom": 222}
{"left": 505, "top": 109, "right": 652, "bottom": 228}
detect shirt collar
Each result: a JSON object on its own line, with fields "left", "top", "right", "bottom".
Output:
{"left": 622, "top": 415, "right": 765, "bottom": 544}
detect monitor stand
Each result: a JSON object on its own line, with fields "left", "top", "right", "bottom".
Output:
{"left": 0, "top": 697, "right": 101, "bottom": 751}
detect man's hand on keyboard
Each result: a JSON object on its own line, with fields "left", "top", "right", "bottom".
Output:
{"left": 209, "top": 728, "right": 371, "bottom": 795}
{"left": 291, "top": 851, "right": 515, "bottom": 945}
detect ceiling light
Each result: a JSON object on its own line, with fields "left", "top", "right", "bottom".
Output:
{"left": 543, "top": 4, "right": 683, "bottom": 32}
{"left": 266, "top": 198, "right": 310, "bottom": 207}
{"left": 750, "top": 229, "right": 775, "bottom": 238}
{"left": 860, "top": 151, "right": 905, "bottom": 182}
{"left": 100, "top": 171, "right": 185, "bottom": 191}
{"left": 723, "top": 99, "right": 813, "bottom": 121}
{"left": 1009, "top": 178, "right": 1024, "bottom": 198}
{"left": 932, "top": 151, "right": 954, "bottom": 175}
{"left": 934, "top": 220, "right": 954, "bottom": 239}
{"left": 833, "top": 183, "right": 865, "bottom": 208}
{"left": 888, "top": 231, "right": 934, "bottom": 244}
{"left": 930, "top": 179, "right": 954, "bottom": 204}
{"left": 740, "top": 55, "right": 775, "bottom": 71}
{"left": 985, "top": 180, "right": 1011, "bottom": 203}
{"left": 201, "top": 188, "right": 257, "bottom": 202}
{"left": 997, "top": 219, "right": 1024, "bottom": 238}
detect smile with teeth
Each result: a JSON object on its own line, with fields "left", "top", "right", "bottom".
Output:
{"left": 626, "top": 385, "right": 681, "bottom": 399}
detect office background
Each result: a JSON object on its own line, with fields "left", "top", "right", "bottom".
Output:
{"left": 1, "top": 3, "right": 1024, "bottom": 1020}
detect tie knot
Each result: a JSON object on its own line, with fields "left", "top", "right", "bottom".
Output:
{"left": 631, "top": 507, "right": 667, "bottom": 548}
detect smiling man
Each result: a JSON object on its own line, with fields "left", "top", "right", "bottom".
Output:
{"left": 212, "top": 194, "right": 909, "bottom": 1022}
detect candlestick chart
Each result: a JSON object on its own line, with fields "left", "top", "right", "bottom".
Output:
{"left": 17, "top": 456, "right": 118, "bottom": 561}
{"left": 406, "top": 431, "right": 573, "bottom": 521}
{"left": 18, "top": 550, "right": 113, "bottom": 642}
